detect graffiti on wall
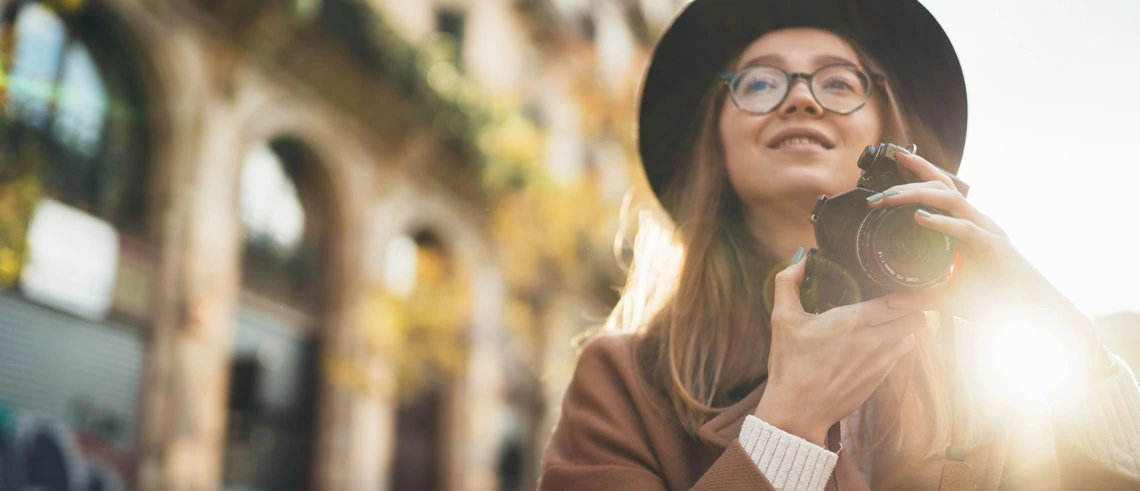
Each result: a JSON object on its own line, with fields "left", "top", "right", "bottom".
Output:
{"left": 0, "top": 396, "right": 131, "bottom": 491}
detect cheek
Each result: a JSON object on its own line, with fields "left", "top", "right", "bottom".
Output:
{"left": 720, "top": 109, "right": 765, "bottom": 163}
{"left": 851, "top": 109, "right": 884, "bottom": 145}
{"left": 834, "top": 114, "right": 882, "bottom": 181}
{"left": 720, "top": 113, "right": 756, "bottom": 186}
{"left": 719, "top": 105, "right": 741, "bottom": 150}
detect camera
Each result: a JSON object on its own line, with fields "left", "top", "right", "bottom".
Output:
{"left": 799, "top": 143, "right": 970, "bottom": 314}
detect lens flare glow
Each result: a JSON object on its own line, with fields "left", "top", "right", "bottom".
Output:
{"left": 991, "top": 325, "right": 1072, "bottom": 398}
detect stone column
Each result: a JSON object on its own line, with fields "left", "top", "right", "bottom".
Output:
{"left": 454, "top": 265, "right": 509, "bottom": 491}
{"left": 156, "top": 97, "right": 245, "bottom": 490}
{"left": 131, "top": 13, "right": 240, "bottom": 491}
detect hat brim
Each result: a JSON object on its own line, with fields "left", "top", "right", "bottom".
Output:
{"left": 637, "top": 0, "right": 967, "bottom": 207}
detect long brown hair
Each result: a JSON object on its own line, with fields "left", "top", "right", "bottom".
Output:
{"left": 599, "top": 31, "right": 991, "bottom": 461}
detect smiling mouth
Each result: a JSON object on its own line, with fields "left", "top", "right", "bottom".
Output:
{"left": 769, "top": 137, "right": 833, "bottom": 150}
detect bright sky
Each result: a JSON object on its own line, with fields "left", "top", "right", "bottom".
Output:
{"left": 917, "top": 0, "right": 1140, "bottom": 317}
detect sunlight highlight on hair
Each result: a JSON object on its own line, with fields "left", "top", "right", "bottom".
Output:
{"left": 604, "top": 189, "right": 683, "bottom": 334}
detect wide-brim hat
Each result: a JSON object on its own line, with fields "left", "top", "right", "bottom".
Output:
{"left": 637, "top": 0, "right": 967, "bottom": 210}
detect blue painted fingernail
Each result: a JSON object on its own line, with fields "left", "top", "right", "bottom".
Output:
{"left": 915, "top": 209, "right": 933, "bottom": 218}
{"left": 791, "top": 247, "right": 805, "bottom": 264}
{"left": 867, "top": 193, "right": 883, "bottom": 203}
{"left": 884, "top": 189, "right": 901, "bottom": 197}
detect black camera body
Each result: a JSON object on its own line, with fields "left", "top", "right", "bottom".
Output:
{"left": 799, "top": 143, "right": 970, "bottom": 314}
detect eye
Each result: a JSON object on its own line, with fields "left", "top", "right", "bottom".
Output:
{"left": 747, "top": 80, "right": 775, "bottom": 92}
{"left": 734, "top": 68, "right": 784, "bottom": 95}
{"left": 821, "top": 76, "right": 856, "bottom": 92}
{"left": 814, "top": 67, "right": 869, "bottom": 95}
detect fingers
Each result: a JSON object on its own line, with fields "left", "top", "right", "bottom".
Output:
{"left": 887, "top": 333, "right": 918, "bottom": 360}
{"left": 825, "top": 294, "right": 913, "bottom": 329}
{"left": 772, "top": 248, "right": 809, "bottom": 322}
{"left": 870, "top": 152, "right": 1008, "bottom": 237}
{"left": 867, "top": 182, "right": 983, "bottom": 224}
{"left": 867, "top": 181, "right": 1009, "bottom": 238}
{"left": 886, "top": 289, "right": 947, "bottom": 313}
{"left": 872, "top": 312, "right": 926, "bottom": 359}
{"left": 895, "top": 151, "right": 957, "bottom": 189}
{"left": 913, "top": 209, "right": 1005, "bottom": 252}
{"left": 874, "top": 311, "right": 928, "bottom": 339}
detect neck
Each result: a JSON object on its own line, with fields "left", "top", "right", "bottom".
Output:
{"left": 744, "top": 198, "right": 819, "bottom": 261}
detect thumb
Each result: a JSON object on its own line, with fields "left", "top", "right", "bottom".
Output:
{"left": 772, "top": 247, "right": 807, "bottom": 315}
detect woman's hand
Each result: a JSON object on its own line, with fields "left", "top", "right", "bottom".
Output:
{"left": 867, "top": 150, "right": 1107, "bottom": 378}
{"left": 754, "top": 250, "right": 927, "bottom": 446}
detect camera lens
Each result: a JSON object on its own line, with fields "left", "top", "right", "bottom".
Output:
{"left": 858, "top": 205, "right": 956, "bottom": 288}
{"left": 887, "top": 231, "right": 932, "bottom": 267}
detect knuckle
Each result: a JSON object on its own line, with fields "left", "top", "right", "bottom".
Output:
{"left": 775, "top": 268, "right": 796, "bottom": 283}
{"left": 938, "top": 191, "right": 965, "bottom": 211}
{"left": 966, "top": 222, "right": 989, "bottom": 242}
{"left": 870, "top": 331, "right": 892, "bottom": 350}
{"left": 900, "top": 333, "right": 917, "bottom": 351}
{"left": 907, "top": 318, "right": 927, "bottom": 335}
{"left": 838, "top": 315, "right": 859, "bottom": 332}
{"left": 771, "top": 310, "right": 797, "bottom": 329}
{"left": 989, "top": 221, "right": 1009, "bottom": 238}
{"left": 774, "top": 277, "right": 801, "bottom": 292}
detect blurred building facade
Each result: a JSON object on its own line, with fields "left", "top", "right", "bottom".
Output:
{"left": 5, "top": 2, "right": 1140, "bottom": 491}
{"left": 0, "top": 0, "right": 687, "bottom": 490}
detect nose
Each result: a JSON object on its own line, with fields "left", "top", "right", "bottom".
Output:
{"left": 777, "top": 79, "right": 822, "bottom": 116}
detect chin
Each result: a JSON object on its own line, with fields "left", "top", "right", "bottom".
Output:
{"left": 769, "top": 163, "right": 856, "bottom": 199}
{"left": 728, "top": 152, "right": 861, "bottom": 206}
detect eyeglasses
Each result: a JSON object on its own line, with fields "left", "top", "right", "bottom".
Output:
{"left": 720, "top": 63, "right": 884, "bottom": 115}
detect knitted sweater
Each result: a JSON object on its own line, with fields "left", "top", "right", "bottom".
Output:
{"left": 538, "top": 334, "right": 1140, "bottom": 490}
{"left": 740, "top": 353, "right": 1140, "bottom": 490}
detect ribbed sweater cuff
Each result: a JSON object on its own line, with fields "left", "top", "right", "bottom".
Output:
{"left": 1050, "top": 354, "right": 1140, "bottom": 478}
{"left": 739, "top": 415, "right": 838, "bottom": 491}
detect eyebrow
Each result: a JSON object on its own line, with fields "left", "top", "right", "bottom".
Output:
{"left": 738, "top": 54, "right": 858, "bottom": 70}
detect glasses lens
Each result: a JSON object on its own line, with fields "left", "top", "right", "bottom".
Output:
{"left": 812, "top": 65, "right": 871, "bottom": 113}
{"left": 731, "top": 66, "right": 787, "bottom": 114}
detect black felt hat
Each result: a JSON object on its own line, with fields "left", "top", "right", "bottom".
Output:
{"left": 637, "top": 0, "right": 967, "bottom": 210}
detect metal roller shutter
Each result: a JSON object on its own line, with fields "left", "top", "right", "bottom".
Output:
{"left": 0, "top": 293, "right": 143, "bottom": 452}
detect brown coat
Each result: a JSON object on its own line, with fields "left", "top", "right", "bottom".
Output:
{"left": 538, "top": 334, "right": 1140, "bottom": 490}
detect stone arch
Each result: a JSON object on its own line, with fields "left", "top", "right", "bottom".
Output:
{"left": 2, "top": 0, "right": 166, "bottom": 233}
{"left": 370, "top": 178, "right": 507, "bottom": 491}
{"left": 374, "top": 180, "right": 491, "bottom": 273}
{"left": 223, "top": 85, "right": 377, "bottom": 490}
{"left": 227, "top": 85, "right": 376, "bottom": 317}
{"left": 59, "top": 0, "right": 212, "bottom": 237}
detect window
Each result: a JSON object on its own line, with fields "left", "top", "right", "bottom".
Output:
{"left": 240, "top": 142, "right": 306, "bottom": 258}
{"left": 239, "top": 139, "right": 326, "bottom": 311}
{"left": 4, "top": 2, "right": 150, "bottom": 234}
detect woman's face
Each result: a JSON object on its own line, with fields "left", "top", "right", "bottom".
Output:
{"left": 720, "top": 28, "right": 882, "bottom": 208}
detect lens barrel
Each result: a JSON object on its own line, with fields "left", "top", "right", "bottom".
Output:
{"left": 858, "top": 204, "right": 956, "bottom": 288}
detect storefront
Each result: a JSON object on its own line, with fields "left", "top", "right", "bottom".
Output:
{"left": 0, "top": 1, "right": 155, "bottom": 489}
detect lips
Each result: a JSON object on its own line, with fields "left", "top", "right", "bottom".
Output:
{"left": 767, "top": 127, "right": 835, "bottom": 150}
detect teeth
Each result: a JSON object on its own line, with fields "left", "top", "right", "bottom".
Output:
{"left": 777, "top": 137, "right": 824, "bottom": 148}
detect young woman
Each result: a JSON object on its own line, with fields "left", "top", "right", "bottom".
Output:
{"left": 538, "top": 1, "right": 1140, "bottom": 490}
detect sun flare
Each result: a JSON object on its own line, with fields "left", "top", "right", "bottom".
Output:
{"left": 991, "top": 325, "right": 1072, "bottom": 398}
